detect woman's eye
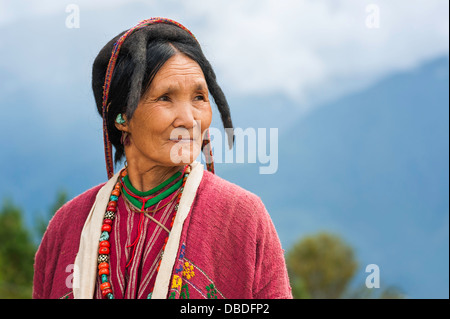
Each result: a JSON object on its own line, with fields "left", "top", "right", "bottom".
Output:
{"left": 157, "top": 95, "right": 170, "bottom": 102}
{"left": 194, "top": 95, "right": 205, "bottom": 101}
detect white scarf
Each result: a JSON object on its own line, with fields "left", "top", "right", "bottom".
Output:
{"left": 73, "top": 161, "right": 204, "bottom": 299}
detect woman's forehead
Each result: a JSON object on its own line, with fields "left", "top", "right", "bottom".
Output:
{"left": 150, "top": 55, "right": 207, "bottom": 90}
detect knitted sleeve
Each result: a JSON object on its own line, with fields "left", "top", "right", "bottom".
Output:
{"left": 251, "top": 197, "right": 293, "bottom": 299}
{"left": 32, "top": 184, "right": 104, "bottom": 299}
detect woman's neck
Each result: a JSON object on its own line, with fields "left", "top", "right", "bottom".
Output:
{"left": 126, "top": 161, "right": 184, "bottom": 193}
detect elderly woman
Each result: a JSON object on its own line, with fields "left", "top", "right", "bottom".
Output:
{"left": 33, "top": 18, "right": 291, "bottom": 299}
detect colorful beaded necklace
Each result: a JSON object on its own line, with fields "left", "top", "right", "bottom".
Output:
{"left": 97, "top": 164, "right": 191, "bottom": 299}
{"left": 121, "top": 171, "right": 183, "bottom": 210}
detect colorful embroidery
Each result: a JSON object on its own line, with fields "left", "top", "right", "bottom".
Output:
{"left": 179, "top": 243, "right": 186, "bottom": 259}
{"left": 175, "top": 243, "right": 186, "bottom": 274}
{"left": 59, "top": 291, "right": 73, "bottom": 299}
{"left": 206, "top": 283, "right": 218, "bottom": 299}
{"left": 171, "top": 275, "right": 182, "bottom": 290}
{"left": 175, "top": 264, "right": 183, "bottom": 274}
{"left": 180, "top": 284, "right": 190, "bottom": 299}
{"left": 182, "top": 261, "right": 195, "bottom": 280}
{"left": 168, "top": 243, "right": 225, "bottom": 299}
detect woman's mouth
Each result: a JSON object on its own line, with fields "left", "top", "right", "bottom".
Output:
{"left": 170, "top": 137, "right": 194, "bottom": 143}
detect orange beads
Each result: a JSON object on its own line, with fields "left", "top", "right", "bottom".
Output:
{"left": 100, "top": 282, "right": 111, "bottom": 291}
{"left": 99, "top": 247, "right": 110, "bottom": 255}
{"left": 98, "top": 267, "right": 110, "bottom": 276}
{"left": 102, "top": 288, "right": 113, "bottom": 296}
{"left": 111, "top": 189, "right": 120, "bottom": 197}
{"left": 98, "top": 262, "right": 109, "bottom": 270}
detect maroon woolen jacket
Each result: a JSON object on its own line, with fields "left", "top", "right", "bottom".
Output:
{"left": 33, "top": 170, "right": 292, "bottom": 299}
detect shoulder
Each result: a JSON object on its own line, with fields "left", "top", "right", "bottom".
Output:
{"left": 38, "top": 183, "right": 105, "bottom": 256}
{"left": 196, "top": 170, "right": 271, "bottom": 230}
{"left": 33, "top": 183, "right": 106, "bottom": 298}
{"left": 199, "top": 170, "right": 266, "bottom": 211}
{"left": 47, "top": 183, "right": 105, "bottom": 234}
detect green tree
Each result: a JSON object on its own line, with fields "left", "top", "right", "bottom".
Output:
{"left": 0, "top": 199, "right": 36, "bottom": 298}
{"left": 286, "top": 232, "right": 358, "bottom": 299}
{"left": 286, "top": 231, "right": 405, "bottom": 299}
{"left": 0, "top": 189, "right": 69, "bottom": 298}
{"left": 344, "top": 283, "right": 405, "bottom": 299}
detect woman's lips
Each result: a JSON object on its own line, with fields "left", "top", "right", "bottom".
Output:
{"left": 169, "top": 138, "right": 194, "bottom": 143}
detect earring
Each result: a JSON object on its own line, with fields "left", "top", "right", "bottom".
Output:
{"left": 116, "top": 113, "right": 126, "bottom": 124}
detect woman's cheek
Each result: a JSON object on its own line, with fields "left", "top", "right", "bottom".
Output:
{"left": 199, "top": 108, "right": 212, "bottom": 131}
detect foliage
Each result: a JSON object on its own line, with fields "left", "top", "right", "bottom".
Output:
{"left": 286, "top": 232, "right": 358, "bottom": 299}
{"left": 286, "top": 232, "right": 404, "bottom": 299}
{"left": 344, "top": 284, "right": 405, "bottom": 299}
{"left": 0, "top": 190, "right": 68, "bottom": 298}
{"left": 0, "top": 199, "right": 36, "bottom": 298}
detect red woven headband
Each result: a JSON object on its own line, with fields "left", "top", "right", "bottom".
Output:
{"left": 101, "top": 18, "right": 197, "bottom": 179}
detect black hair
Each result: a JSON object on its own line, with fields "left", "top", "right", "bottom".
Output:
{"left": 92, "top": 23, "right": 234, "bottom": 164}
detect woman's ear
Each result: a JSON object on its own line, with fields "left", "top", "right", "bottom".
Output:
{"left": 114, "top": 113, "right": 129, "bottom": 131}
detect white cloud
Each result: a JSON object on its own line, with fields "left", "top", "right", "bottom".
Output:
{"left": 180, "top": 0, "right": 449, "bottom": 108}
{"left": 1, "top": 0, "right": 448, "bottom": 111}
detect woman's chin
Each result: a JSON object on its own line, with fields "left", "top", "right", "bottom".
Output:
{"left": 168, "top": 143, "right": 200, "bottom": 165}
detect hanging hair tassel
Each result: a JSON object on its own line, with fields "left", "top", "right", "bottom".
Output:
{"left": 201, "top": 128, "right": 215, "bottom": 174}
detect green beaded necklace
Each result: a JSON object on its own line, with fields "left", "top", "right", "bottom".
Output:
{"left": 121, "top": 171, "right": 183, "bottom": 210}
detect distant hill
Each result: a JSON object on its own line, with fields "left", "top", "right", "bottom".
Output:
{"left": 219, "top": 56, "right": 449, "bottom": 298}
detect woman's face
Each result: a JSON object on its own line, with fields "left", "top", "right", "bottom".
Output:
{"left": 118, "top": 53, "right": 212, "bottom": 169}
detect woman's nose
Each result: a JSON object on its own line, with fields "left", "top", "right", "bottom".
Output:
{"left": 173, "top": 102, "right": 196, "bottom": 129}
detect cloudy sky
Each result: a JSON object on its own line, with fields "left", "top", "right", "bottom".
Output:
{"left": 1, "top": 0, "right": 448, "bottom": 113}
